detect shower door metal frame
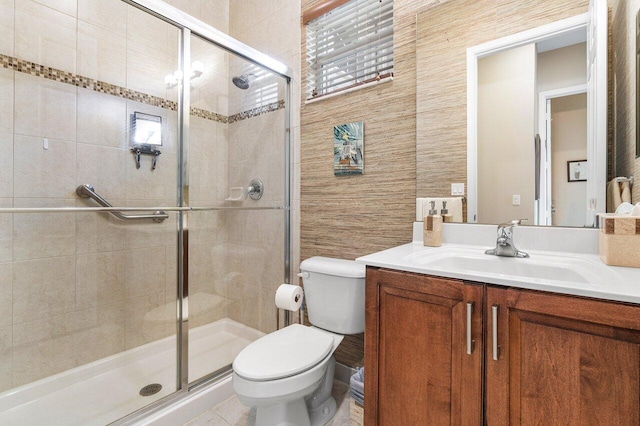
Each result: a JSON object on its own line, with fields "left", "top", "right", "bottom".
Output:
{"left": 112, "top": 0, "right": 293, "bottom": 424}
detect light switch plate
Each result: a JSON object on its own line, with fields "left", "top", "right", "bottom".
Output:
{"left": 512, "top": 194, "right": 521, "bottom": 206}
{"left": 451, "top": 183, "right": 465, "bottom": 196}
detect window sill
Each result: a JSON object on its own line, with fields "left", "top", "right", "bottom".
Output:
{"left": 304, "top": 75, "right": 394, "bottom": 105}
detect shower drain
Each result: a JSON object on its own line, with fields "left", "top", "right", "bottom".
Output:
{"left": 139, "top": 383, "right": 163, "bottom": 396}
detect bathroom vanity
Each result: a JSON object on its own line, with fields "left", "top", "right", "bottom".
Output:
{"left": 357, "top": 224, "right": 640, "bottom": 425}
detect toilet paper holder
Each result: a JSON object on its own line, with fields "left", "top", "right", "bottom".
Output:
{"left": 275, "top": 283, "right": 304, "bottom": 330}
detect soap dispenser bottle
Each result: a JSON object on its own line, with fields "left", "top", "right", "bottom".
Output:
{"left": 441, "top": 201, "right": 453, "bottom": 223}
{"left": 423, "top": 201, "right": 443, "bottom": 247}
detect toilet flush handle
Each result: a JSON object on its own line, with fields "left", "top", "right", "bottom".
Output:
{"left": 297, "top": 272, "right": 309, "bottom": 279}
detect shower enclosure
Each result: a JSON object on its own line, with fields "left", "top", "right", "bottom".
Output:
{"left": 0, "top": 0, "right": 291, "bottom": 424}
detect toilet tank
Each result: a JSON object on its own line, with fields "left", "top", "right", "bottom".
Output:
{"left": 299, "top": 257, "right": 365, "bottom": 334}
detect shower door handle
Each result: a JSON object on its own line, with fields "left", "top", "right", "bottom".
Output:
{"left": 76, "top": 184, "right": 168, "bottom": 223}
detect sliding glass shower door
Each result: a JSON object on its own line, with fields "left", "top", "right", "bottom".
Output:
{"left": 186, "top": 33, "right": 289, "bottom": 384}
{"left": 0, "top": 1, "right": 183, "bottom": 424}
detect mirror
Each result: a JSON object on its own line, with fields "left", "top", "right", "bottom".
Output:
{"left": 415, "top": 0, "right": 626, "bottom": 228}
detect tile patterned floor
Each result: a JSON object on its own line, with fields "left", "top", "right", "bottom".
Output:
{"left": 183, "top": 380, "right": 351, "bottom": 426}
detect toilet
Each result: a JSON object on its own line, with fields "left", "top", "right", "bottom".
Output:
{"left": 232, "top": 256, "right": 365, "bottom": 426}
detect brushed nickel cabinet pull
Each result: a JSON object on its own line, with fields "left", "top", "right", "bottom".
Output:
{"left": 466, "top": 302, "right": 475, "bottom": 355}
{"left": 492, "top": 305, "right": 500, "bottom": 361}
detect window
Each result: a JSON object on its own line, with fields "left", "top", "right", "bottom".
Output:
{"left": 305, "top": 0, "right": 393, "bottom": 100}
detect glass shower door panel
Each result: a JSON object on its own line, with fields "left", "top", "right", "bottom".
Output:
{"left": 187, "top": 33, "right": 288, "bottom": 383}
{"left": 0, "top": 0, "right": 182, "bottom": 423}
{"left": 187, "top": 209, "right": 287, "bottom": 383}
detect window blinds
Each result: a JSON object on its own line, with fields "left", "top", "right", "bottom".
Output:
{"left": 306, "top": 0, "right": 393, "bottom": 99}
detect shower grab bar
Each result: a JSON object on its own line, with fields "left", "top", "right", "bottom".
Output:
{"left": 76, "top": 184, "right": 168, "bottom": 223}
{"left": 0, "top": 206, "right": 287, "bottom": 214}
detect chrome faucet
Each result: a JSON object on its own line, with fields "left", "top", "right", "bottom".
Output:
{"left": 485, "top": 219, "right": 529, "bottom": 258}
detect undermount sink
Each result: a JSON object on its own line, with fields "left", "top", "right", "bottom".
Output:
{"left": 406, "top": 247, "right": 611, "bottom": 288}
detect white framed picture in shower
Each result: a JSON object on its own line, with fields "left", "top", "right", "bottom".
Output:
{"left": 567, "top": 159, "right": 587, "bottom": 182}
{"left": 333, "top": 121, "right": 364, "bottom": 176}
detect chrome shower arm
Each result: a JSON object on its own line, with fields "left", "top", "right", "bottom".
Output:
{"left": 75, "top": 184, "right": 168, "bottom": 223}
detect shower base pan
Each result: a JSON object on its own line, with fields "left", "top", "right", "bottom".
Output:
{"left": 0, "top": 318, "right": 263, "bottom": 425}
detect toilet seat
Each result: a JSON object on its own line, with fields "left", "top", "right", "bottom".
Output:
{"left": 233, "top": 324, "right": 334, "bottom": 381}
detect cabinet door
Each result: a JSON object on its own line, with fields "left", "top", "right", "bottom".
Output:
{"left": 486, "top": 287, "right": 640, "bottom": 425}
{"left": 365, "top": 267, "right": 483, "bottom": 425}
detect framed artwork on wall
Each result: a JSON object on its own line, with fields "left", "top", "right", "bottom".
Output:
{"left": 334, "top": 121, "right": 364, "bottom": 176}
{"left": 567, "top": 159, "right": 587, "bottom": 182}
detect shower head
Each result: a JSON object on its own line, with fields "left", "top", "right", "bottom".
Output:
{"left": 232, "top": 74, "right": 254, "bottom": 90}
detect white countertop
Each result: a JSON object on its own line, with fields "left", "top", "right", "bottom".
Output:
{"left": 356, "top": 223, "right": 640, "bottom": 305}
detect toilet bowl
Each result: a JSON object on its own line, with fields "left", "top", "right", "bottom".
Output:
{"left": 232, "top": 257, "right": 365, "bottom": 426}
{"left": 233, "top": 324, "right": 343, "bottom": 426}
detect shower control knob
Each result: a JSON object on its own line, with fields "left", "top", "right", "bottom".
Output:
{"left": 247, "top": 178, "right": 264, "bottom": 200}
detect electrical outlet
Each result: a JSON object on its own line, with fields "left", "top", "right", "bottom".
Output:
{"left": 451, "top": 183, "right": 465, "bottom": 196}
{"left": 512, "top": 194, "right": 521, "bottom": 206}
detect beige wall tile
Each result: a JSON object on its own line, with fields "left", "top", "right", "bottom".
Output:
{"left": 0, "top": 133, "right": 12, "bottom": 198}
{"left": 76, "top": 143, "right": 127, "bottom": 200}
{"left": 0, "top": 68, "right": 13, "bottom": 134}
{"left": 124, "top": 292, "right": 174, "bottom": 349}
{"left": 125, "top": 152, "right": 178, "bottom": 203}
{"left": 124, "top": 216, "right": 176, "bottom": 251}
{"left": 12, "top": 312, "right": 76, "bottom": 386}
{"left": 163, "top": 0, "right": 201, "bottom": 18}
{"left": 78, "top": 0, "right": 127, "bottom": 35}
{"left": 0, "top": 0, "right": 14, "bottom": 57}
{"left": 14, "top": 73, "right": 76, "bottom": 141}
{"left": 12, "top": 256, "right": 76, "bottom": 324}
{"left": 77, "top": 89, "right": 127, "bottom": 149}
{"left": 126, "top": 40, "right": 175, "bottom": 100}
{"left": 258, "top": 285, "right": 276, "bottom": 334}
{"left": 13, "top": 135, "right": 76, "bottom": 198}
{"left": 227, "top": 280, "right": 260, "bottom": 330}
{"left": 189, "top": 242, "right": 217, "bottom": 286}
{"left": 127, "top": 5, "right": 170, "bottom": 53}
{"left": 75, "top": 209, "right": 126, "bottom": 254}
{"left": 0, "top": 263, "right": 11, "bottom": 329}
{"left": 125, "top": 6, "right": 180, "bottom": 99}
{"left": 200, "top": 0, "right": 229, "bottom": 33}
{"left": 73, "top": 303, "right": 125, "bottom": 366}
{"left": 189, "top": 210, "right": 222, "bottom": 245}
{"left": 15, "top": 0, "right": 77, "bottom": 73}
{"left": 189, "top": 118, "right": 227, "bottom": 204}
{"left": 76, "top": 251, "right": 126, "bottom": 310}
{"left": 124, "top": 247, "right": 166, "bottom": 300}
{"left": 0, "top": 325, "right": 11, "bottom": 392}
{"left": 31, "top": 0, "right": 76, "bottom": 17}
{"left": 0, "top": 199, "right": 12, "bottom": 263}
{"left": 13, "top": 199, "right": 75, "bottom": 261}
{"left": 77, "top": 21, "right": 127, "bottom": 87}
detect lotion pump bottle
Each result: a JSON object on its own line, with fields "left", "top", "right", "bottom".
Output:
{"left": 441, "top": 201, "right": 453, "bottom": 223}
{"left": 423, "top": 201, "right": 443, "bottom": 247}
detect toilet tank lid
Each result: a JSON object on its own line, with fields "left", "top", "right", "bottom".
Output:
{"left": 300, "top": 257, "right": 365, "bottom": 278}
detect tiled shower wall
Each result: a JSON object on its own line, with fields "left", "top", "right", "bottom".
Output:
{"left": 0, "top": 0, "right": 301, "bottom": 393}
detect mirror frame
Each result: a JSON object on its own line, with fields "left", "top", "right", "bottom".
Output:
{"left": 466, "top": 12, "right": 606, "bottom": 226}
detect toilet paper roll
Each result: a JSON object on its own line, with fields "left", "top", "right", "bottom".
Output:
{"left": 274, "top": 284, "right": 304, "bottom": 311}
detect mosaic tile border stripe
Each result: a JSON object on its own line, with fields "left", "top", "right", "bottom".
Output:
{"left": 0, "top": 53, "right": 284, "bottom": 123}
{"left": 228, "top": 100, "right": 286, "bottom": 123}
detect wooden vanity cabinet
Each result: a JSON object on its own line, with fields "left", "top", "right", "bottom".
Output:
{"left": 364, "top": 267, "right": 484, "bottom": 425}
{"left": 365, "top": 267, "right": 640, "bottom": 425}
{"left": 486, "top": 286, "right": 640, "bottom": 425}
